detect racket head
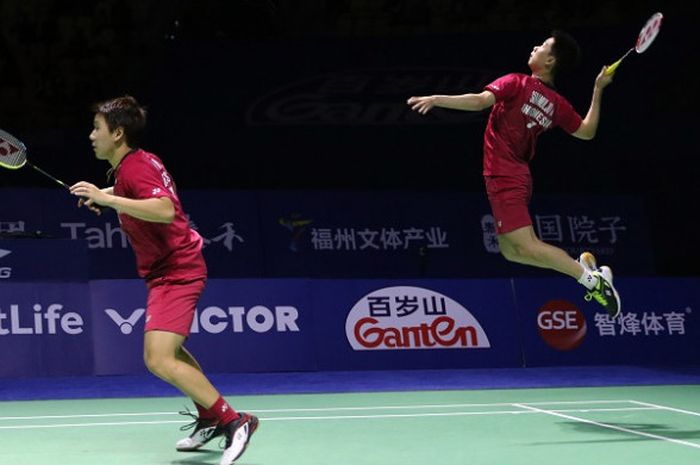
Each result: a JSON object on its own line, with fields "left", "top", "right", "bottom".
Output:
{"left": 0, "top": 129, "right": 28, "bottom": 170}
{"left": 635, "top": 12, "right": 663, "bottom": 53}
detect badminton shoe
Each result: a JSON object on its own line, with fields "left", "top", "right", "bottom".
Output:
{"left": 220, "top": 412, "right": 259, "bottom": 465}
{"left": 584, "top": 265, "right": 621, "bottom": 319}
{"left": 176, "top": 410, "right": 224, "bottom": 452}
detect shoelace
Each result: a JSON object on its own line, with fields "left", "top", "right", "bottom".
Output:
{"left": 584, "top": 278, "right": 609, "bottom": 306}
{"left": 178, "top": 407, "right": 205, "bottom": 432}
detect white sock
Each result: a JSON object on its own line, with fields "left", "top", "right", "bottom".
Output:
{"left": 577, "top": 268, "right": 598, "bottom": 290}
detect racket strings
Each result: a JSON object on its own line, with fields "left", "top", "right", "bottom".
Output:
{"left": 0, "top": 134, "right": 28, "bottom": 169}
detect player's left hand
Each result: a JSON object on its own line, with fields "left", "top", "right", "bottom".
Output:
{"left": 407, "top": 96, "right": 437, "bottom": 114}
{"left": 70, "top": 181, "right": 108, "bottom": 214}
{"left": 596, "top": 66, "right": 614, "bottom": 88}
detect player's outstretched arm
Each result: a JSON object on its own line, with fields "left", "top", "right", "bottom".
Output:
{"left": 407, "top": 91, "right": 495, "bottom": 114}
{"left": 572, "top": 66, "right": 614, "bottom": 140}
{"left": 70, "top": 181, "right": 175, "bottom": 223}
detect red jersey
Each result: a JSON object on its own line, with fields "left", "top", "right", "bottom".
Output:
{"left": 483, "top": 73, "right": 582, "bottom": 176}
{"left": 113, "top": 149, "right": 206, "bottom": 284}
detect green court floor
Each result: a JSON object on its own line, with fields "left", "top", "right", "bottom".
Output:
{"left": 1, "top": 385, "right": 699, "bottom": 465}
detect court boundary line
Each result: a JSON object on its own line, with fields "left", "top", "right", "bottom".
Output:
{"left": 0, "top": 406, "right": 659, "bottom": 430}
{"left": 514, "top": 402, "right": 700, "bottom": 450}
{"left": 0, "top": 399, "right": 639, "bottom": 421}
{"left": 629, "top": 400, "right": 700, "bottom": 418}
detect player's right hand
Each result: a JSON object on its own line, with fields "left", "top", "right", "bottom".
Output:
{"left": 407, "top": 96, "right": 436, "bottom": 114}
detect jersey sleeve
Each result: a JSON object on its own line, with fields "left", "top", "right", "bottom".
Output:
{"left": 556, "top": 98, "right": 583, "bottom": 134}
{"left": 120, "top": 157, "right": 176, "bottom": 201}
{"left": 484, "top": 73, "right": 521, "bottom": 102}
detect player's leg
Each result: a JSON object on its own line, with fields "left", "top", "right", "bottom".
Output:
{"left": 498, "top": 226, "right": 620, "bottom": 317}
{"left": 174, "top": 345, "right": 224, "bottom": 451}
{"left": 497, "top": 225, "right": 587, "bottom": 278}
{"left": 484, "top": 174, "right": 620, "bottom": 317}
{"left": 144, "top": 330, "right": 258, "bottom": 463}
{"left": 143, "top": 281, "right": 258, "bottom": 463}
{"left": 144, "top": 330, "right": 220, "bottom": 407}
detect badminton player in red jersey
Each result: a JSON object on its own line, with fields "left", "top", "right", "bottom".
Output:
{"left": 70, "top": 96, "right": 257, "bottom": 465}
{"left": 407, "top": 31, "right": 621, "bottom": 318}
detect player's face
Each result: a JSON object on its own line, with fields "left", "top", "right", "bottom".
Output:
{"left": 528, "top": 37, "right": 555, "bottom": 72}
{"left": 89, "top": 114, "right": 117, "bottom": 161}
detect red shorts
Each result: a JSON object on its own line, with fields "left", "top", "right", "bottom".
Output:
{"left": 484, "top": 174, "right": 533, "bottom": 235}
{"left": 145, "top": 279, "right": 206, "bottom": 337}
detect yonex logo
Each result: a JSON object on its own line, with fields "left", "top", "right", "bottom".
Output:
{"left": 0, "top": 141, "right": 20, "bottom": 157}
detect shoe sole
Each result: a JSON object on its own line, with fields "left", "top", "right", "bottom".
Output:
{"left": 608, "top": 282, "right": 622, "bottom": 319}
{"left": 599, "top": 266, "right": 622, "bottom": 319}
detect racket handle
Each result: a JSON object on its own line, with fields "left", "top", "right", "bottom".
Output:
{"left": 605, "top": 58, "right": 623, "bottom": 75}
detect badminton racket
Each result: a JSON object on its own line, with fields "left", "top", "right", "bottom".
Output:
{"left": 1, "top": 128, "right": 102, "bottom": 213}
{"left": 606, "top": 12, "right": 663, "bottom": 75}
{"left": 0, "top": 128, "right": 71, "bottom": 189}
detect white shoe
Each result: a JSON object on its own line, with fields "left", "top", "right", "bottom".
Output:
{"left": 220, "top": 413, "right": 259, "bottom": 465}
{"left": 175, "top": 410, "right": 223, "bottom": 452}
{"left": 584, "top": 265, "right": 622, "bottom": 318}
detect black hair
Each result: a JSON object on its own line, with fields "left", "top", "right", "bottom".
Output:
{"left": 92, "top": 95, "right": 147, "bottom": 148}
{"left": 550, "top": 30, "right": 581, "bottom": 79}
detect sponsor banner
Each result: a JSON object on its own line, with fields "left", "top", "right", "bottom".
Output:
{"left": 312, "top": 279, "right": 522, "bottom": 370}
{"left": 0, "top": 189, "right": 264, "bottom": 279}
{"left": 0, "top": 239, "right": 88, "bottom": 281}
{"left": 3, "top": 277, "right": 700, "bottom": 377}
{"left": 258, "top": 191, "right": 476, "bottom": 278}
{"left": 517, "top": 277, "right": 700, "bottom": 366}
{"left": 2, "top": 188, "right": 654, "bottom": 278}
{"left": 90, "top": 279, "right": 316, "bottom": 375}
{"left": 477, "top": 194, "right": 654, "bottom": 276}
{"left": 0, "top": 283, "right": 94, "bottom": 377}
{"left": 178, "top": 191, "right": 264, "bottom": 277}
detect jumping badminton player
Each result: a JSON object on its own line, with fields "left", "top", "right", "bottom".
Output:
{"left": 407, "top": 30, "right": 621, "bottom": 317}
{"left": 70, "top": 96, "right": 258, "bottom": 465}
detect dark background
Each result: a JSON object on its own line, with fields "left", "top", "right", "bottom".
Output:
{"left": 1, "top": 1, "right": 697, "bottom": 275}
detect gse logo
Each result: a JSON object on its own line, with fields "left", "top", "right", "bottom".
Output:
{"left": 537, "top": 300, "right": 587, "bottom": 351}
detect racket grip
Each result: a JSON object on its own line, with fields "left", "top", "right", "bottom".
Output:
{"left": 605, "top": 59, "right": 622, "bottom": 75}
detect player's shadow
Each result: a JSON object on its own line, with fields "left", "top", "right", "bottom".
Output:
{"left": 532, "top": 421, "right": 700, "bottom": 445}
{"left": 170, "top": 450, "right": 219, "bottom": 465}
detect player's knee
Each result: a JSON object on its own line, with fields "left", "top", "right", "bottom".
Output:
{"left": 499, "top": 242, "right": 517, "bottom": 262}
{"left": 144, "top": 351, "right": 173, "bottom": 380}
{"left": 500, "top": 241, "right": 535, "bottom": 263}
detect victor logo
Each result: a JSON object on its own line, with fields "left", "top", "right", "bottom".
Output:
{"left": 104, "top": 305, "right": 301, "bottom": 335}
{"left": 105, "top": 308, "right": 145, "bottom": 335}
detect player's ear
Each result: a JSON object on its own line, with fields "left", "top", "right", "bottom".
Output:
{"left": 112, "top": 126, "right": 125, "bottom": 143}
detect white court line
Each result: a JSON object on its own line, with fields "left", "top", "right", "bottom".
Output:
{"left": 514, "top": 403, "right": 700, "bottom": 450}
{"left": 629, "top": 400, "right": 700, "bottom": 418}
{"left": 0, "top": 407, "right": 657, "bottom": 430}
{"left": 0, "top": 399, "right": 636, "bottom": 421}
